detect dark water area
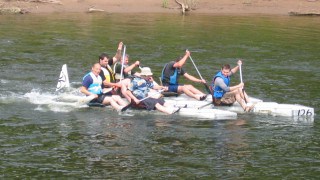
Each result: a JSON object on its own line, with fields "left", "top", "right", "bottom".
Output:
{"left": 0, "top": 13, "right": 319, "bottom": 178}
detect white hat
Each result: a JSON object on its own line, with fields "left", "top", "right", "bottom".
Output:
{"left": 140, "top": 67, "right": 153, "bottom": 76}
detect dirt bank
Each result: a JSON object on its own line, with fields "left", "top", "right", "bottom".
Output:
{"left": 1, "top": 0, "right": 320, "bottom": 15}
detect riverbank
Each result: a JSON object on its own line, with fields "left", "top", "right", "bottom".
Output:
{"left": 1, "top": 0, "right": 320, "bottom": 15}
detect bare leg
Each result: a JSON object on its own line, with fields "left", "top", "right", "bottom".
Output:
{"left": 112, "top": 95, "right": 128, "bottom": 106}
{"left": 235, "top": 88, "right": 244, "bottom": 101}
{"left": 242, "top": 90, "right": 250, "bottom": 103}
{"left": 235, "top": 93, "right": 247, "bottom": 110}
{"left": 226, "top": 89, "right": 246, "bottom": 110}
{"left": 155, "top": 103, "right": 180, "bottom": 114}
{"left": 177, "top": 84, "right": 206, "bottom": 100}
{"left": 155, "top": 103, "right": 171, "bottom": 114}
{"left": 120, "top": 79, "right": 131, "bottom": 102}
{"left": 185, "top": 84, "right": 205, "bottom": 95}
{"left": 232, "top": 89, "right": 254, "bottom": 112}
{"left": 163, "top": 102, "right": 169, "bottom": 107}
{"left": 102, "top": 96, "right": 122, "bottom": 111}
{"left": 177, "top": 85, "right": 200, "bottom": 100}
{"left": 236, "top": 87, "right": 250, "bottom": 104}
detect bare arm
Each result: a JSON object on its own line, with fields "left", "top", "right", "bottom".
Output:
{"left": 152, "top": 83, "right": 168, "bottom": 91}
{"left": 230, "top": 66, "right": 239, "bottom": 75}
{"left": 173, "top": 50, "right": 190, "bottom": 68}
{"left": 112, "top": 42, "right": 123, "bottom": 64}
{"left": 103, "top": 81, "right": 122, "bottom": 88}
{"left": 124, "top": 61, "right": 140, "bottom": 73}
{"left": 230, "top": 60, "right": 242, "bottom": 75}
{"left": 80, "top": 86, "right": 98, "bottom": 98}
{"left": 230, "top": 83, "right": 244, "bottom": 91}
{"left": 183, "top": 73, "right": 204, "bottom": 83}
{"left": 147, "top": 77, "right": 158, "bottom": 89}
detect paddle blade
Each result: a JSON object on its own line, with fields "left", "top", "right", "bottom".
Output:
{"left": 203, "top": 83, "right": 212, "bottom": 94}
{"left": 197, "top": 102, "right": 213, "bottom": 109}
{"left": 121, "top": 102, "right": 133, "bottom": 112}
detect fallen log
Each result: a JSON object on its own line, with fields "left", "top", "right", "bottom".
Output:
{"left": 29, "top": 0, "right": 62, "bottom": 4}
{"left": 88, "top": 7, "right": 105, "bottom": 13}
{"left": 0, "top": 7, "right": 29, "bottom": 14}
{"left": 289, "top": 11, "right": 320, "bottom": 16}
{"left": 175, "top": 0, "right": 191, "bottom": 14}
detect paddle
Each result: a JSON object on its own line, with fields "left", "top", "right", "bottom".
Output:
{"left": 188, "top": 53, "right": 212, "bottom": 94}
{"left": 239, "top": 63, "right": 248, "bottom": 103}
{"left": 239, "top": 63, "right": 243, "bottom": 84}
{"left": 119, "top": 45, "right": 126, "bottom": 83}
{"left": 121, "top": 89, "right": 165, "bottom": 112}
{"left": 197, "top": 101, "right": 214, "bottom": 109}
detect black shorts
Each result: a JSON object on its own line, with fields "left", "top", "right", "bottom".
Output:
{"left": 141, "top": 98, "right": 165, "bottom": 111}
{"left": 89, "top": 93, "right": 112, "bottom": 104}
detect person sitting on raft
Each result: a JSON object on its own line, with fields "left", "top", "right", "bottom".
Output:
{"left": 211, "top": 60, "right": 254, "bottom": 112}
{"left": 126, "top": 67, "right": 181, "bottom": 114}
{"left": 161, "top": 50, "right": 207, "bottom": 101}
{"left": 80, "top": 63, "right": 128, "bottom": 111}
{"left": 113, "top": 53, "right": 141, "bottom": 102}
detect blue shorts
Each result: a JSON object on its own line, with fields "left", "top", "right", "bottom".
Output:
{"left": 168, "top": 84, "right": 180, "bottom": 93}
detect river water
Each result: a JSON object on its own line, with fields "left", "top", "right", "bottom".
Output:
{"left": 0, "top": 13, "right": 319, "bottom": 178}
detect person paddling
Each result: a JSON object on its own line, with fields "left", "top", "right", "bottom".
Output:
{"left": 113, "top": 53, "right": 141, "bottom": 101}
{"left": 113, "top": 54, "right": 141, "bottom": 81}
{"left": 161, "top": 50, "right": 207, "bottom": 101}
{"left": 210, "top": 60, "right": 254, "bottom": 112}
{"left": 126, "top": 67, "right": 180, "bottom": 114}
{"left": 80, "top": 63, "right": 128, "bottom": 111}
{"left": 97, "top": 42, "right": 135, "bottom": 103}
{"left": 98, "top": 42, "right": 123, "bottom": 93}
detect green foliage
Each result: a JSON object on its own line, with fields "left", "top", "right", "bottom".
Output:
{"left": 162, "top": 0, "right": 169, "bottom": 8}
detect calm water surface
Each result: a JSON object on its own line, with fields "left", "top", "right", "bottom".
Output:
{"left": 0, "top": 13, "right": 319, "bottom": 178}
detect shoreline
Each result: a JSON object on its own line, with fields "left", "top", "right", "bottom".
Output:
{"left": 0, "top": 0, "right": 320, "bottom": 16}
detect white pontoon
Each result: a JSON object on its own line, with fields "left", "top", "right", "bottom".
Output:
{"left": 165, "top": 94, "right": 315, "bottom": 118}
{"left": 56, "top": 64, "right": 315, "bottom": 119}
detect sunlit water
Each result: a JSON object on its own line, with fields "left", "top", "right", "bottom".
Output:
{"left": 0, "top": 13, "right": 319, "bottom": 178}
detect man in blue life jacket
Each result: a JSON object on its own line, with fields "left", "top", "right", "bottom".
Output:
{"left": 126, "top": 67, "right": 180, "bottom": 114}
{"left": 211, "top": 60, "right": 253, "bottom": 112}
{"left": 80, "top": 63, "right": 128, "bottom": 111}
{"left": 161, "top": 50, "right": 207, "bottom": 101}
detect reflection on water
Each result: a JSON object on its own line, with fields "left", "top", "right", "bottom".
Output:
{"left": 0, "top": 13, "right": 319, "bottom": 178}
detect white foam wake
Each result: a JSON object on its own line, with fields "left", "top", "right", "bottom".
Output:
{"left": 22, "top": 88, "right": 90, "bottom": 112}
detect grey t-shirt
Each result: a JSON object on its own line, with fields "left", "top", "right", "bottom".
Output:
{"left": 213, "top": 71, "right": 233, "bottom": 92}
{"left": 214, "top": 77, "right": 230, "bottom": 92}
